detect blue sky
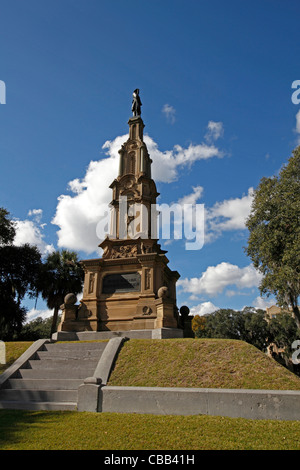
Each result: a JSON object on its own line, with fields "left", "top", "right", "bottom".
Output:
{"left": 1, "top": 0, "right": 300, "bottom": 320}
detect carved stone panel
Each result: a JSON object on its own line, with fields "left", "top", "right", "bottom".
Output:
{"left": 88, "top": 273, "right": 96, "bottom": 294}
{"left": 144, "top": 268, "right": 151, "bottom": 290}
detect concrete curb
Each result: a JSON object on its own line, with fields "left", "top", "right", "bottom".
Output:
{"left": 77, "top": 337, "right": 126, "bottom": 412}
{"left": 100, "top": 386, "right": 300, "bottom": 421}
{"left": 93, "top": 337, "right": 126, "bottom": 385}
{"left": 0, "top": 339, "right": 50, "bottom": 390}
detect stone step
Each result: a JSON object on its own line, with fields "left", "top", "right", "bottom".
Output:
{"left": 7, "top": 378, "right": 83, "bottom": 390}
{"left": 0, "top": 339, "right": 113, "bottom": 412}
{"left": 18, "top": 367, "right": 96, "bottom": 379}
{"left": 0, "top": 388, "right": 78, "bottom": 402}
{"left": 0, "top": 400, "right": 77, "bottom": 411}
{"left": 36, "top": 350, "right": 102, "bottom": 360}
{"left": 26, "top": 358, "right": 99, "bottom": 369}
{"left": 44, "top": 342, "right": 107, "bottom": 352}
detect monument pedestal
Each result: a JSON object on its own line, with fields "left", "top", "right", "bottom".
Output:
{"left": 53, "top": 327, "right": 183, "bottom": 342}
{"left": 74, "top": 237, "right": 181, "bottom": 333}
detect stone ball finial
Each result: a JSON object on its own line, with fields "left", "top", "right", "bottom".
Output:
{"left": 64, "top": 293, "right": 77, "bottom": 305}
{"left": 157, "top": 286, "right": 169, "bottom": 299}
{"left": 180, "top": 305, "right": 190, "bottom": 318}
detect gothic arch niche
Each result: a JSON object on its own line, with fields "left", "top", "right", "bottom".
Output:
{"left": 131, "top": 124, "right": 136, "bottom": 139}
{"left": 127, "top": 152, "right": 136, "bottom": 174}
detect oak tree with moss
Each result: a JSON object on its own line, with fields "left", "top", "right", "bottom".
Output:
{"left": 245, "top": 147, "right": 300, "bottom": 325}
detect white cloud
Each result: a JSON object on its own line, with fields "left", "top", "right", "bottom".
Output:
{"left": 205, "top": 187, "right": 254, "bottom": 242}
{"left": 25, "top": 308, "right": 53, "bottom": 323}
{"left": 162, "top": 104, "right": 176, "bottom": 124}
{"left": 205, "top": 121, "right": 224, "bottom": 142}
{"left": 178, "top": 262, "right": 262, "bottom": 297}
{"left": 28, "top": 208, "right": 43, "bottom": 223}
{"left": 52, "top": 135, "right": 127, "bottom": 254}
{"left": 52, "top": 132, "right": 223, "bottom": 254}
{"left": 190, "top": 301, "right": 219, "bottom": 316}
{"left": 144, "top": 135, "right": 223, "bottom": 183}
{"left": 252, "top": 296, "right": 276, "bottom": 310}
{"left": 14, "top": 214, "right": 54, "bottom": 256}
{"left": 175, "top": 187, "right": 253, "bottom": 245}
{"left": 225, "top": 289, "right": 252, "bottom": 298}
{"left": 177, "top": 185, "right": 204, "bottom": 205}
{"left": 225, "top": 289, "right": 239, "bottom": 297}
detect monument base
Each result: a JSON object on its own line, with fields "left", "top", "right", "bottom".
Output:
{"left": 52, "top": 327, "right": 184, "bottom": 342}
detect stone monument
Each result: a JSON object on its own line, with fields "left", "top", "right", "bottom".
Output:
{"left": 58, "top": 90, "right": 183, "bottom": 337}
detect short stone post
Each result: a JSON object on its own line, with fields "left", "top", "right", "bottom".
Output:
{"left": 77, "top": 377, "right": 103, "bottom": 412}
{"left": 57, "top": 293, "right": 78, "bottom": 332}
{"left": 179, "top": 306, "right": 194, "bottom": 338}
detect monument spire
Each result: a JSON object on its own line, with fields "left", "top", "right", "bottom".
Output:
{"left": 106, "top": 89, "right": 158, "bottom": 242}
{"left": 117, "top": 90, "right": 152, "bottom": 180}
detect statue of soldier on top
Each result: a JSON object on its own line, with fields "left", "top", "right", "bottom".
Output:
{"left": 132, "top": 89, "right": 142, "bottom": 117}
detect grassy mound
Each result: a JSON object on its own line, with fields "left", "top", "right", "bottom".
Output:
{"left": 2, "top": 338, "right": 300, "bottom": 391}
{"left": 108, "top": 338, "right": 300, "bottom": 390}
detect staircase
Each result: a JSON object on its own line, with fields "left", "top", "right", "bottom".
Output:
{"left": 0, "top": 341, "right": 107, "bottom": 411}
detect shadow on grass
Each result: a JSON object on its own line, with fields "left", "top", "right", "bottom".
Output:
{"left": 0, "top": 409, "right": 71, "bottom": 449}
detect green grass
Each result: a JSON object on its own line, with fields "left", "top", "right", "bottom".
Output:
{"left": 0, "top": 342, "right": 33, "bottom": 375}
{"left": 0, "top": 410, "right": 300, "bottom": 450}
{"left": 108, "top": 338, "right": 300, "bottom": 390}
{"left": 1, "top": 338, "right": 300, "bottom": 450}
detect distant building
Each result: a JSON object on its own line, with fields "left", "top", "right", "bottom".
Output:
{"left": 265, "top": 305, "right": 294, "bottom": 362}
{"left": 265, "top": 305, "right": 294, "bottom": 321}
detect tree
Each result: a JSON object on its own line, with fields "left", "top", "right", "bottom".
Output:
{"left": 191, "top": 315, "right": 206, "bottom": 338}
{"left": 0, "top": 244, "right": 42, "bottom": 303}
{"left": 38, "top": 250, "right": 84, "bottom": 336}
{"left": 245, "top": 147, "right": 300, "bottom": 325}
{"left": 240, "top": 307, "right": 269, "bottom": 351}
{"left": 19, "top": 315, "right": 61, "bottom": 341}
{"left": 0, "top": 208, "right": 42, "bottom": 340}
{"left": 267, "top": 313, "right": 300, "bottom": 364}
{"left": 199, "top": 309, "right": 244, "bottom": 340}
{"left": 191, "top": 307, "right": 269, "bottom": 352}
{"left": 0, "top": 208, "right": 16, "bottom": 245}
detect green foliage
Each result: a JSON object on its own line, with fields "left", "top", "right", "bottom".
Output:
{"left": 245, "top": 147, "right": 300, "bottom": 322}
{"left": 241, "top": 308, "right": 269, "bottom": 351}
{"left": 191, "top": 307, "right": 300, "bottom": 372}
{"left": 0, "top": 208, "right": 42, "bottom": 340}
{"left": 191, "top": 315, "right": 206, "bottom": 336}
{"left": 0, "top": 295, "right": 27, "bottom": 341}
{"left": 37, "top": 250, "right": 84, "bottom": 335}
{"left": 0, "top": 244, "right": 42, "bottom": 301}
{"left": 192, "top": 308, "right": 269, "bottom": 351}
{"left": 0, "top": 208, "right": 84, "bottom": 340}
{"left": 18, "top": 315, "right": 61, "bottom": 341}
{"left": 0, "top": 208, "right": 16, "bottom": 246}
{"left": 268, "top": 313, "right": 299, "bottom": 358}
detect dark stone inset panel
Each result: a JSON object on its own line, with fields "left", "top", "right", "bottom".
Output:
{"left": 102, "top": 272, "right": 141, "bottom": 294}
